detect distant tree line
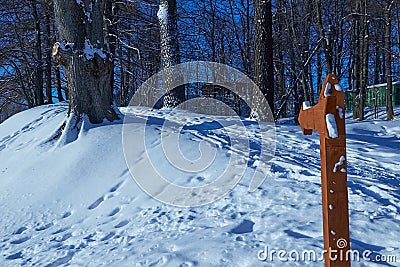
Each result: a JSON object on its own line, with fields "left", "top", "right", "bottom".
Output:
{"left": 0, "top": 0, "right": 399, "bottom": 124}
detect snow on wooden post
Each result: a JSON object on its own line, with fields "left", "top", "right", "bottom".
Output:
{"left": 298, "top": 74, "right": 350, "bottom": 267}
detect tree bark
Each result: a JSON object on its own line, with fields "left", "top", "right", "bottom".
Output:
{"left": 317, "top": 49, "right": 323, "bottom": 97}
{"left": 44, "top": 3, "right": 53, "bottom": 104}
{"left": 158, "top": 0, "right": 185, "bottom": 108}
{"left": 316, "top": 0, "right": 333, "bottom": 74}
{"left": 359, "top": 5, "right": 369, "bottom": 121}
{"left": 352, "top": 0, "right": 367, "bottom": 120}
{"left": 53, "top": 0, "right": 119, "bottom": 124}
{"left": 31, "top": 0, "right": 45, "bottom": 106}
{"left": 105, "top": 0, "right": 118, "bottom": 100}
{"left": 352, "top": 10, "right": 360, "bottom": 119}
{"left": 55, "top": 66, "right": 65, "bottom": 102}
{"left": 384, "top": 2, "right": 394, "bottom": 120}
{"left": 254, "top": 0, "right": 274, "bottom": 115}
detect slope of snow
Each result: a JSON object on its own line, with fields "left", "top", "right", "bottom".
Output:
{"left": 0, "top": 103, "right": 399, "bottom": 266}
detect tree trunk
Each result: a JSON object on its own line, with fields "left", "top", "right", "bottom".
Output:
{"left": 352, "top": 0, "right": 366, "bottom": 120}
{"left": 55, "top": 66, "right": 65, "bottom": 101}
{"left": 373, "top": 46, "right": 381, "bottom": 85}
{"left": 53, "top": 0, "right": 118, "bottom": 126}
{"left": 352, "top": 15, "right": 360, "bottom": 119}
{"left": 254, "top": 0, "right": 274, "bottom": 115}
{"left": 384, "top": 2, "right": 394, "bottom": 120}
{"left": 105, "top": 0, "right": 118, "bottom": 101}
{"left": 44, "top": 6, "right": 53, "bottom": 104}
{"left": 315, "top": 0, "right": 333, "bottom": 74}
{"left": 53, "top": 0, "right": 119, "bottom": 124}
{"left": 359, "top": 5, "right": 369, "bottom": 121}
{"left": 31, "top": 0, "right": 45, "bottom": 106}
{"left": 158, "top": 0, "right": 185, "bottom": 108}
{"left": 317, "top": 49, "right": 323, "bottom": 97}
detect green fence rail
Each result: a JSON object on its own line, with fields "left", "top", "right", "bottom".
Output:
{"left": 345, "top": 82, "right": 400, "bottom": 110}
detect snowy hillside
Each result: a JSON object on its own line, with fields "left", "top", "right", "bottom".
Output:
{"left": 0, "top": 103, "right": 399, "bottom": 266}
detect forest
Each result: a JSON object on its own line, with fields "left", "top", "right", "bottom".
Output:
{"left": 0, "top": 0, "right": 399, "bottom": 123}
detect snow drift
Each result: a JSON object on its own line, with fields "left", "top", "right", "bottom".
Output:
{"left": 0, "top": 103, "right": 399, "bottom": 266}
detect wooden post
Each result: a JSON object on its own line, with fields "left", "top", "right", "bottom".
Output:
{"left": 298, "top": 74, "right": 351, "bottom": 267}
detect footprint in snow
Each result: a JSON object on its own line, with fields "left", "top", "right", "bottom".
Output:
{"left": 108, "top": 207, "right": 121, "bottom": 217}
{"left": 114, "top": 220, "right": 129, "bottom": 228}
{"left": 51, "top": 232, "right": 72, "bottom": 243}
{"left": 62, "top": 211, "right": 72, "bottom": 219}
{"left": 230, "top": 219, "right": 255, "bottom": 234}
{"left": 35, "top": 222, "right": 54, "bottom": 231}
{"left": 52, "top": 227, "right": 69, "bottom": 235}
{"left": 88, "top": 196, "right": 104, "bottom": 210}
{"left": 109, "top": 181, "right": 124, "bottom": 193}
{"left": 5, "top": 251, "right": 23, "bottom": 260}
{"left": 101, "top": 231, "right": 115, "bottom": 241}
{"left": 10, "top": 236, "right": 30, "bottom": 245}
{"left": 13, "top": 226, "right": 27, "bottom": 235}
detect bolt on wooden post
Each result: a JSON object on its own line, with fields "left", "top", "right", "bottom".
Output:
{"left": 298, "top": 74, "right": 351, "bottom": 267}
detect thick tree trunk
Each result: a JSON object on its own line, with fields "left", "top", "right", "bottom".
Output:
{"left": 158, "top": 0, "right": 185, "bottom": 108}
{"left": 53, "top": 0, "right": 118, "bottom": 124}
{"left": 384, "top": 2, "right": 394, "bottom": 120}
{"left": 254, "top": 0, "right": 274, "bottom": 115}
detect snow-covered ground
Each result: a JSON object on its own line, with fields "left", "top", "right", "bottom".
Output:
{"left": 0, "top": 103, "right": 399, "bottom": 266}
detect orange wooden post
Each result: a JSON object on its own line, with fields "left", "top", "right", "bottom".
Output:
{"left": 298, "top": 74, "right": 351, "bottom": 267}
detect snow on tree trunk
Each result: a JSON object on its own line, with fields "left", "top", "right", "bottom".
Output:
{"left": 53, "top": 0, "right": 119, "bottom": 126}
{"left": 158, "top": 0, "right": 185, "bottom": 108}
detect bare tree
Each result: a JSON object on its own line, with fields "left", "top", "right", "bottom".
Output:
{"left": 158, "top": 0, "right": 185, "bottom": 108}
{"left": 315, "top": 0, "right": 333, "bottom": 74}
{"left": 384, "top": 0, "right": 394, "bottom": 120}
{"left": 253, "top": 0, "right": 274, "bottom": 115}
{"left": 31, "top": 0, "right": 45, "bottom": 106}
{"left": 53, "top": 0, "right": 119, "bottom": 127}
{"left": 351, "top": 0, "right": 369, "bottom": 120}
